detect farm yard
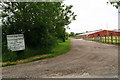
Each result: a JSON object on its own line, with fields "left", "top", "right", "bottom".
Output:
{"left": 1, "top": 0, "right": 119, "bottom": 79}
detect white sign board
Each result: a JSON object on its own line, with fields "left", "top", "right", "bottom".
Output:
{"left": 7, "top": 34, "right": 25, "bottom": 51}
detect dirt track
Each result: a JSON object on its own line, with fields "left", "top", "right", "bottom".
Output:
{"left": 2, "top": 38, "right": 118, "bottom": 78}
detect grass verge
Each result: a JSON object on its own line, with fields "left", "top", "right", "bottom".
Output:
{"left": 2, "top": 39, "right": 71, "bottom": 67}
{"left": 69, "top": 36, "right": 81, "bottom": 39}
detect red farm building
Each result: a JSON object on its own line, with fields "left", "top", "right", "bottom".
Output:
{"left": 76, "top": 29, "right": 120, "bottom": 38}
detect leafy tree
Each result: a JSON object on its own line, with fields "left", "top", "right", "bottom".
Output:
{"left": 65, "top": 32, "right": 69, "bottom": 40}
{"left": 1, "top": 2, "right": 76, "bottom": 54}
{"left": 75, "top": 33, "right": 83, "bottom": 36}
{"left": 53, "top": 4, "right": 76, "bottom": 41}
{"left": 69, "top": 32, "right": 75, "bottom": 37}
{"left": 107, "top": 0, "right": 120, "bottom": 8}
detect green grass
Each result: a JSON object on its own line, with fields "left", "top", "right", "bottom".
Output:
{"left": 2, "top": 39, "right": 71, "bottom": 67}
{"left": 69, "top": 36, "right": 81, "bottom": 39}
{"left": 69, "top": 36, "right": 76, "bottom": 38}
{"left": 75, "top": 37, "right": 81, "bottom": 39}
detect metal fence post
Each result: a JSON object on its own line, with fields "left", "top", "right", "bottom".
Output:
{"left": 111, "top": 33, "right": 113, "bottom": 44}
{"left": 116, "top": 36, "right": 117, "bottom": 43}
{"left": 108, "top": 36, "right": 110, "bottom": 43}
{"left": 105, "top": 35, "right": 106, "bottom": 43}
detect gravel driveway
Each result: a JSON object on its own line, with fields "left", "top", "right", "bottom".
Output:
{"left": 2, "top": 38, "right": 118, "bottom": 78}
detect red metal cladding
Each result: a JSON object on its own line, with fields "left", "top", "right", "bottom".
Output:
{"left": 76, "top": 30, "right": 120, "bottom": 38}
{"left": 89, "top": 30, "right": 120, "bottom": 37}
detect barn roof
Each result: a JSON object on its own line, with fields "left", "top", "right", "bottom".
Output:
{"left": 112, "top": 29, "right": 120, "bottom": 32}
{"left": 76, "top": 30, "right": 101, "bottom": 36}
{"left": 77, "top": 29, "right": 120, "bottom": 36}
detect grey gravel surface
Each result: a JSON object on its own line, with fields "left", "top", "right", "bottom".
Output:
{"left": 2, "top": 38, "right": 118, "bottom": 78}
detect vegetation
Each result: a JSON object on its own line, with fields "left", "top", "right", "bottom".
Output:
{"left": 2, "top": 39, "right": 71, "bottom": 67}
{"left": 69, "top": 32, "right": 75, "bottom": 37}
{"left": 69, "top": 36, "right": 81, "bottom": 39}
{"left": 107, "top": 0, "right": 120, "bottom": 8}
{"left": 1, "top": 2, "right": 76, "bottom": 62}
{"left": 75, "top": 33, "right": 83, "bottom": 36}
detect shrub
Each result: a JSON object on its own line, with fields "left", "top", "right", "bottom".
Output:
{"left": 2, "top": 50, "right": 17, "bottom": 62}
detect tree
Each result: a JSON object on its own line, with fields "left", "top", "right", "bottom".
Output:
{"left": 53, "top": 4, "right": 77, "bottom": 41}
{"left": 69, "top": 32, "right": 75, "bottom": 37}
{"left": 75, "top": 33, "right": 83, "bottom": 36}
{"left": 107, "top": 0, "right": 120, "bottom": 8}
{"left": 1, "top": 2, "right": 77, "bottom": 53}
{"left": 65, "top": 32, "right": 69, "bottom": 40}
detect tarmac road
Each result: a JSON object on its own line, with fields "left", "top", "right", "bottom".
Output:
{"left": 2, "top": 38, "right": 118, "bottom": 78}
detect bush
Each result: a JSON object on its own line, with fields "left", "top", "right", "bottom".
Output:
{"left": 23, "top": 48, "right": 48, "bottom": 58}
{"left": 2, "top": 51, "right": 17, "bottom": 62}
{"left": 2, "top": 34, "right": 58, "bottom": 62}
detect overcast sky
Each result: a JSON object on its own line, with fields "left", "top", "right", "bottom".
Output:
{"left": 63, "top": 0, "right": 118, "bottom": 33}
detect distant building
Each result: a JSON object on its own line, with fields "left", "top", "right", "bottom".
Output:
{"left": 76, "top": 29, "right": 120, "bottom": 38}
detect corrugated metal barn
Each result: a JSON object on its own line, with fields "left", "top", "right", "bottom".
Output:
{"left": 76, "top": 29, "right": 120, "bottom": 38}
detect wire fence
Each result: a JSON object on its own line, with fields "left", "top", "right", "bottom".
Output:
{"left": 81, "top": 36, "right": 120, "bottom": 44}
